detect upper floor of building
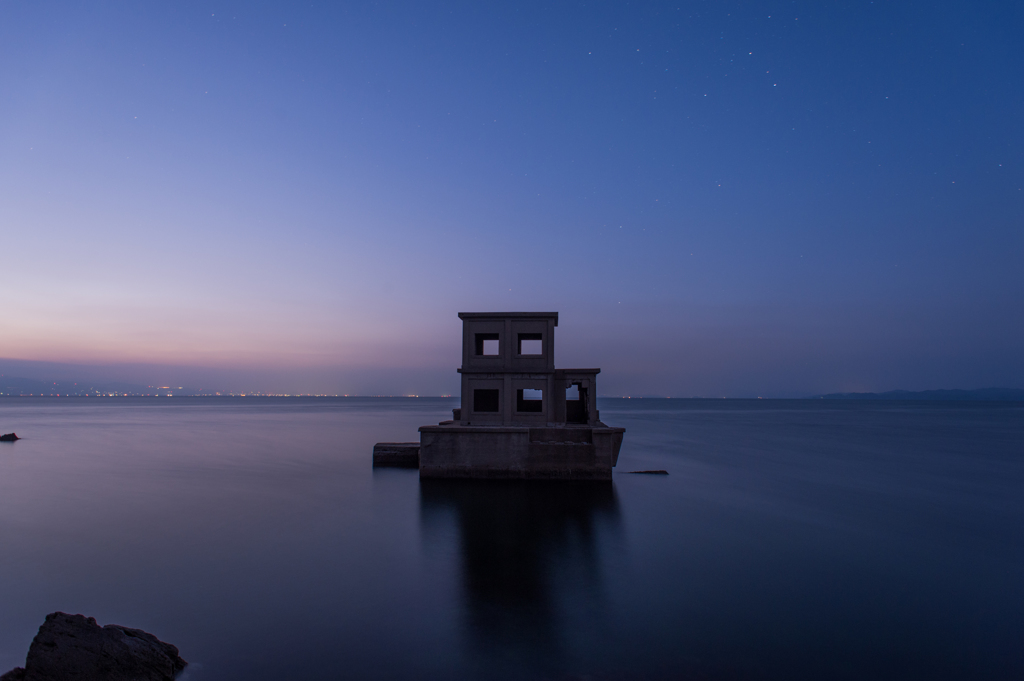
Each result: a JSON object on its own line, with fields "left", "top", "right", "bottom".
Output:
{"left": 458, "top": 311, "right": 558, "bottom": 374}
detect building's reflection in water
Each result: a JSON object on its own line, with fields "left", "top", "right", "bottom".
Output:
{"left": 420, "top": 480, "right": 620, "bottom": 675}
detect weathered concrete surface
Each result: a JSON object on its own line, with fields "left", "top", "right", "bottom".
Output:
{"left": 419, "top": 424, "right": 624, "bottom": 480}
{"left": 1, "top": 612, "right": 186, "bottom": 681}
{"left": 372, "top": 442, "right": 420, "bottom": 468}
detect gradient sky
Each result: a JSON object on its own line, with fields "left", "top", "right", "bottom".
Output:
{"left": 1, "top": 1, "right": 1022, "bottom": 396}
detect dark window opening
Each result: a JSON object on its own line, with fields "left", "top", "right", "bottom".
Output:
{"left": 475, "top": 333, "right": 500, "bottom": 356}
{"left": 516, "top": 388, "right": 543, "bottom": 413}
{"left": 473, "top": 389, "right": 500, "bottom": 413}
{"left": 518, "top": 333, "right": 543, "bottom": 356}
{"left": 566, "top": 383, "right": 588, "bottom": 423}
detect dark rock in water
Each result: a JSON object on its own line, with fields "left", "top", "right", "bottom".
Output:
{"left": 0, "top": 433, "right": 19, "bottom": 442}
{"left": 626, "top": 470, "right": 669, "bottom": 475}
{"left": 1, "top": 612, "right": 186, "bottom": 681}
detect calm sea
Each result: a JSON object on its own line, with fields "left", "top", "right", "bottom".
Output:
{"left": 0, "top": 397, "right": 1021, "bottom": 680}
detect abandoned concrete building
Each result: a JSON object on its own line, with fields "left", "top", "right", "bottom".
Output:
{"left": 374, "top": 312, "right": 625, "bottom": 480}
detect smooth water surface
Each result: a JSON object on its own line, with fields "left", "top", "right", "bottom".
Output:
{"left": 0, "top": 397, "right": 1021, "bottom": 680}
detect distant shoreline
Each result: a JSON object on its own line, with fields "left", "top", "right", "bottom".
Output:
{"left": 0, "top": 393, "right": 455, "bottom": 399}
{"left": 812, "top": 388, "right": 1024, "bottom": 401}
{"left": 1, "top": 392, "right": 1022, "bottom": 401}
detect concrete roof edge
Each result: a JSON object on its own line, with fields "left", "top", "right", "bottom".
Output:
{"left": 458, "top": 311, "right": 559, "bottom": 326}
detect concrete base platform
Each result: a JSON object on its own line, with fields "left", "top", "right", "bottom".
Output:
{"left": 372, "top": 442, "right": 420, "bottom": 468}
{"left": 417, "top": 423, "right": 624, "bottom": 480}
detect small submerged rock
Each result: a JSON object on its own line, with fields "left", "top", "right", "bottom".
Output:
{"left": 0, "top": 612, "right": 186, "bottom": 681}
{"left": 625, "top": 469, "right": 669, "bottom": 475}
{"left": 0, "top": 433, "right": 19, "bottom": 442}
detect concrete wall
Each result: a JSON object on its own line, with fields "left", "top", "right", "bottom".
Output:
{"left": 419, "top": 424, "right": 623, "bottom": 480}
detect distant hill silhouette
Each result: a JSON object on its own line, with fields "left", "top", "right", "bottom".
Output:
{"left": 815, "top": 388, "right": 1024, "bottom": 401}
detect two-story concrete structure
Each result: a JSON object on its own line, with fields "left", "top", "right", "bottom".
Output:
{"left": 415, "top": 312, "right": 624, "bottom": 480}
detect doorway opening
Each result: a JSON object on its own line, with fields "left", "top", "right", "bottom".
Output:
{"left": 566, "top": 383, "right": 588, "bottom": 424}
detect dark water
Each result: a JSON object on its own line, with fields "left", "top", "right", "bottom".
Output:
{"left": 0, "top": 397, "right": 1021, "bottom": 680}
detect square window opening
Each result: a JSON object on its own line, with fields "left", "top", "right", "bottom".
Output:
{"left": 475, "top": 333, "right": 500, "bottom": 356}
{"left": 518, "top": 333, "right": 543, "bottom": 356}
{"left": 473, "top": 389, "right": 500, "bottom": 413}
{"left": 516, "top": 388, "right": 543, "bottom": 413}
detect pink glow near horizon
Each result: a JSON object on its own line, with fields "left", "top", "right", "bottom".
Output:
{"left": 1, "top": 2, "right": 1021, "bottom": 396}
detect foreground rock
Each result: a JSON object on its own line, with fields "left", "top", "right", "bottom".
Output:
{"left": 0, "top": 612, "right": 186, "bottom": 681}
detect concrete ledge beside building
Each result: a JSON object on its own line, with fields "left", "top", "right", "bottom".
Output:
{"left": 373, "top": 442, "right": 420, "bottom": 468}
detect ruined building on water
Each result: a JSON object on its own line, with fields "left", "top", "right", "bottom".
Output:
{"left": 374, "top": 312, "right": 624, "bottom": 480}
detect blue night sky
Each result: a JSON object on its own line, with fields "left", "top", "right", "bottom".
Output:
{"left": 1, "top": 1, "right": 1021, "bottom": 396}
